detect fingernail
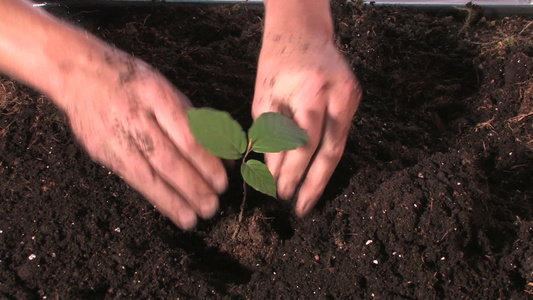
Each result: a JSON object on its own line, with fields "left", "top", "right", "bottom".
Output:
{"left": 200, "top": 198, "right": 219, "bottom": 219}
{"left": 214, "top": 176, "right": 228, "bottom": 194}
{"left": 280, "top": 181, "right": 299, "bottom": 201}
{"left": 180, "top": 209, "right": 198, "bottom": 230}
{"left": 296, "top": 200, "right": 311, "bottom": 217}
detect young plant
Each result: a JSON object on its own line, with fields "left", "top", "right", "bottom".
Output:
{"left": 187, "top": 108, "right": 308, "bottom": 235}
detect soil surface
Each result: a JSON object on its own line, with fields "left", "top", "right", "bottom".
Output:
{"left": 1, "top": 1, "right": 532, "bottom": 299}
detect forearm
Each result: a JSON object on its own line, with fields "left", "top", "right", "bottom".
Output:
{"left": 0, "top": 0, "right": 110, "bottom": 107}
{"left": 263, "top": 0, "right": 333, "bottom": 39}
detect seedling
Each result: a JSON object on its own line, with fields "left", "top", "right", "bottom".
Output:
{"left": 454, "top": 3, "right": 483, "bottom": 34}
{"left": 187, "top": 108, "right": 308, "bottom": 237}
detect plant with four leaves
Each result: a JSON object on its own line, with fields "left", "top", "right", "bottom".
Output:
{"left": 187, "top": 108, "right": 308, "bottom": 237}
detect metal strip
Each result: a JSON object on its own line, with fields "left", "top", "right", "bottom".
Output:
{"left": 33, "top": 0, "right": 533, "bottom": 18}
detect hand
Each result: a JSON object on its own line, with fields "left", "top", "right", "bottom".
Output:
{"left": 60, "top": 50, "right": 228, "bottom": 229}
{"left": 0, "top": 0, "right": 227, "bottom": 229}
{"left": 252, "top": 33, "right": 362, "bottom": 216}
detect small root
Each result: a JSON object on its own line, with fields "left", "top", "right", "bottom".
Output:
{"left": 475, "top": 117, "right": 495, "bottom": 132}
{"left": 519, "top": 20, "right": 533, "bottom": 35}
{"left": 455, "top": 3, "right": 483, "bottom": 35}
{"left": 508, "top": 111, "right": 533, "bottom": 124}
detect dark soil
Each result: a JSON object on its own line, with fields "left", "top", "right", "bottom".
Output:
{"left": 1, "top": 1, "right": 532, "bottom": 299}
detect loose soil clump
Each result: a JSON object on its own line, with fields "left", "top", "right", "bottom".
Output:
{"left": 1, "top": 1, "right": 532, "bottom": 299}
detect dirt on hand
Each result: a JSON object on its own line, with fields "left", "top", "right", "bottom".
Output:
{"left": 0, "top": 1, "right": 532, "bottom": 299}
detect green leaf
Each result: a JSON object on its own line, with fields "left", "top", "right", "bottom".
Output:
{"left": 187, "top": 108, "right": 247, "bottom": 160}
{"left": 248, "top": 112, "right": 309, "bottom": 153}
{"left": 240, "top": 159, "right": 276, "bottom": 198}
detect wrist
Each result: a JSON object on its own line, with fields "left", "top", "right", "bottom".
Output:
{"left": 0, "top": 1, "right": 115, "bottom": 109}
{"left": 49, "top": 34, "right": 126, "bottom": 110}
{"left": 263, "top": 0, "right": 334, "bottom": 40}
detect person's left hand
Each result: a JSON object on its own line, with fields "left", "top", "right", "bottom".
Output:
{"left": 252, "top": 33, "right": 362, "bottom": 216}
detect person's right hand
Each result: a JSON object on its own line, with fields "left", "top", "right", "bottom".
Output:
{"left": 57, "top": 50, "right": 228, "bottom": 230}
{"left": 0, "top": 0, "right": 226, "bottom": 229}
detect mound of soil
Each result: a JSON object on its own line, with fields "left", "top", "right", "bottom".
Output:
{"left": 1, "top": 1, "right": 532, "bottom": 299}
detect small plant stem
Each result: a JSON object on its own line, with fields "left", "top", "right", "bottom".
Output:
{"left": 232, "top": 139, "right": 253, "bottom": 239}
{"left": 454, "top": 4, "right": 481, "bottom": 35}
{"left": 519, "top": 20, "right": 533, "bottom": 35}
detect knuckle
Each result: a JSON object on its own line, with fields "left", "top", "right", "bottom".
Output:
{"left": 151, "top": 149, "right": 179, "bottom": 172}
{"left": 331, "top": 74, "right": 362, "bottom": 118}
{"left": 306, "top": 69, "right": 329, "bottom": 86}
{"left": 322, "top": 141, "right": 345, "bottom": 162}
{"left": 180, "top": 132, "right": 199, "bottom": 155}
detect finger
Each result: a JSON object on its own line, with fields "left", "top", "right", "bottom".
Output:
{"left": 100, "top": 137, "right": 198, "bottom": 230}
{"left": 251, "top": 93, "right": 285, "bottom": 182}
{"left": 152, "top": 86, "right": 228, "bottom": 194}
{"left": 276, "top": 106, "right": 325, "bottom": 200}
{"left": 294, "top": 115, "right": 347, "bottom": 217}
{"left": 275, "top": 86, "right": 328, "bottom": 200}
{"left": 295, "top": 78, "right": 362, "bottom": 216}
{"left": 264, "top": 152, "right": 284, "bottom": 181}
{"left": 131, "top": 111, "right": 219, "bottom": 219}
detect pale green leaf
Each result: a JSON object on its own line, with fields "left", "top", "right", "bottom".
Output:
{"left": 187, "top": 108, "right": 247, "bottom": 160}
{"left": 248, "top": 112, "right": 309, "bottom": 153}
{"left": 240, "top": 159, "right": 276, "bottom": 198}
